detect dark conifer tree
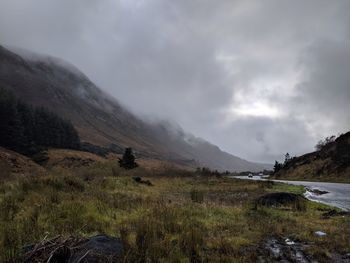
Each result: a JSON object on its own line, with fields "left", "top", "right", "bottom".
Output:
{"left": 17, "top": 101, "right": 36, "bottom": 154}
{"left": 273, "top": 160, "right": 283, "bottom": 174}
{"left": 284, "top": 152, "right": 291, "bottom": 164}
{"left": 118, "top": 147, "right": 138, "bottom": 169}
{"left": 0, "top": 87, "right": 80, "bottom": 155}
{"left": 0, "top": 89, "right": 23, "bottom": 151}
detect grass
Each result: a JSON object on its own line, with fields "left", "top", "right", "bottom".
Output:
{"left": 0, "top": 162, "right": 349, "bottom": 262}
{"left": 268, "top": 181, "right": 305, "bottom": 195}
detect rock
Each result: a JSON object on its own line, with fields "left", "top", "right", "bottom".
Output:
{"left": 132, "top": 176, "right": 153, "bottom": 186}
{"left": 331, "top": 252, "right": 350, "bottom": 262}
{"left": 49, "top": 246, "right": 71, "bottom": 263}
{"left": 69, "top": 235, "right": 124, "bottom": 263}
{"left": 314, "top": 231, "right": 327, "bottom": 237}
{"left": 322, "top": 209, "right": 350, "bottom": 219}
{"left": 255, "top": 192, "right": 307, "bottom": 211}
{"left": 285, "top": 238, "right": 295, "bottom": 245}
{"left": 22, "top": 235, "right": 124, "bottom": 263}
{"left": 132, "top": 176, "right": 142, "bottom": 182}
{"left": 258, "top": 237, "right": 313, "bottom": 263}
{"left": 305, "top": 187, "right": 329, "bottom": 195}
{"left": 141, "top": 179, "right": 153, "bottom": 186}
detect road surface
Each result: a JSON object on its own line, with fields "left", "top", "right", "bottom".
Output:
{"left": 232, "top": 176, "right": 350, "bottom": 211}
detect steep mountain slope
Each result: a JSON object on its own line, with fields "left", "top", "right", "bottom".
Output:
{"left": 0, "top": 45, "right": 270, "bottom": 171}
{"left": 273, "top": 132, "right": 350, "bottom": 182}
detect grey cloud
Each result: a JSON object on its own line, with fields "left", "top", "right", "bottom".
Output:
{"left": 293, "top": 38, "right": 350, "bottom": 138}
{"left": 210, "top": 117, "right": 315, "bottom": 163}
{"left": 0, "top": 0, "right": 349, "bottom": 162}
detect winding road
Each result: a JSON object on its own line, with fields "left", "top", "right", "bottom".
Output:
{"left": 233, "top": 176, "right": 350, "bottom": 211}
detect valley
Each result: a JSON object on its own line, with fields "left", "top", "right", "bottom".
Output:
{"left": 0, "top": 22, "right": 349, "bottom": 262}
{"left": 1, "top": 157, "right": 349, "bottom": 262}
{"left": 0, "top": 146, "right": 349, "bottom": 262}
{"left": 0, "top": 44, "right": 349, "bottom": 262}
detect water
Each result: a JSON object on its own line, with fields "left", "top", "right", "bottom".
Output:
{"left": 232, "top": 176, "right": 350, "bottom": 211}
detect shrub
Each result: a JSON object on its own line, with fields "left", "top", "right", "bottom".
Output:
{"left": 190, "top": 189, "right": 204, "bottom": 203}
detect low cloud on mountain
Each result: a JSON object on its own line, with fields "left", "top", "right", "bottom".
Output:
{"left": 1, "top": 0, "right": 349, "bottom": 162}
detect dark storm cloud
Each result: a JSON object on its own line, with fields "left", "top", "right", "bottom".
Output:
{"left": 0, "top": 0, "right": 349, "bottom": 162}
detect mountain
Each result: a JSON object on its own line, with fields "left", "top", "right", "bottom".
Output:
{"left": 0, "top": 45, "right": 270, "bottom": 172}
{"left": 273, "top": 132, "right": 350, "bottom": 182}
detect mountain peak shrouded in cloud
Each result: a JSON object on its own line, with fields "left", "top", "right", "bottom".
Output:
{"left": 0, "top": 44, "right": 271, "bottom": 171}
{"left": 0, "top": 0, "right": 349, "bottom": 163}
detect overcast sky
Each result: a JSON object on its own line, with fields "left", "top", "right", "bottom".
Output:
{"left": 1, "top": 0, "right": 349, "bottom": 163}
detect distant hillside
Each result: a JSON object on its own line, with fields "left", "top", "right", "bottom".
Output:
{"left": 273, "top": 132, "right": 350, "bottom": 182}
{"left": 0, "top": 45, "right": 270, "bottom": 172}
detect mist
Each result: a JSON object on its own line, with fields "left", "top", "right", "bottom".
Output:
{"left": 1, "top": 0, "right": 349, "bottom": 163}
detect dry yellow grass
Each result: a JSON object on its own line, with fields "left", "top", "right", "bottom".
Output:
{"left": 0, "top": 147, "right": 46, "bottom": 179}
{"left": 0, "top": 162, "right": 349, "bottom": 262}
{"left": 47, "top": 149, "right": 194, "bottom": 171}
{"left": 46, "top": 148, "right": 107, "bottom": 169}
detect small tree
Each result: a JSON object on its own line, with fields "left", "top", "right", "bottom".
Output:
{"left": 119, "top": 147, "right": 138, "bottom": 169}
{"left": 284, "top": 152, "right": 291, "bottom": 165}
{"left": 315, "top": 135, "right": 336, "bottom": 151}
{"left": 273, "top": 160, "right": 283, "bottom": 174}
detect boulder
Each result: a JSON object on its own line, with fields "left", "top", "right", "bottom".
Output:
{"left": 132, "top": 176, "right": 153, "bottom": 186}
{"left": 255, "top": 192, "right": 307, "bottom": 211}
{"left": 322, "top": 209, "right": 350, "bottom": 218}
{"left": 22, "top": 235, "right": 124, "bottom": 263}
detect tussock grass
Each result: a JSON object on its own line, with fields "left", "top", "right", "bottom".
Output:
{"left": 0, "top": 162, "right": 349, "bottom": 262}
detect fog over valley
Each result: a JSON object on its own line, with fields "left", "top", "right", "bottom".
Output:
{"left": 1, "top": 0, "right": 350, "bottom": 163}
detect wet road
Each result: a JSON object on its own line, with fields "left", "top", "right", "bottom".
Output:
{"left": 232, "top": 176, "right": 350, "bottom": 211}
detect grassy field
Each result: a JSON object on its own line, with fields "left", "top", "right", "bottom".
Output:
{"left": 0, "top": 162, "right": 349, "bottom": 262}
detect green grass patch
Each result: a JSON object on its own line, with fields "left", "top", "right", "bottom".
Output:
{"left": 269, "top": 181, "right": 306, "bottom": 195}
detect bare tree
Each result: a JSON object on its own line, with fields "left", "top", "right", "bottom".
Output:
{"left": 315, "top": 135, "right": 336, "bottom": 151}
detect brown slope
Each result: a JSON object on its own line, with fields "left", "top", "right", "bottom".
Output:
{"left": 273, "top": 132, "right": 350, "bottom": 182}
{"left": 0, "top": 45, "right": 270, "bottom": 172}
{"left": 0, "top": 146, "right": 46, "bottom": 179}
